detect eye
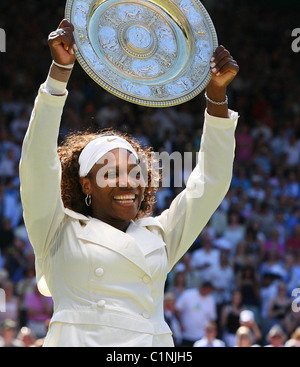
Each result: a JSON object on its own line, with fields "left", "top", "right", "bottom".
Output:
{"left": 104, "top": 171, "right": 118, "bottom": 179}
{"left": 129, "top": 167, "right": 141, "bottom": 179}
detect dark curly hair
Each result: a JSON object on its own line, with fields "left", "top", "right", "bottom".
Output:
{"left": 57, "top": 129, "right": 160, "bottom": 220}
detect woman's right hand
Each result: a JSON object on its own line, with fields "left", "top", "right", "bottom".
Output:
{"left": 48, "top": 19, "right": 77, "bottom": 66}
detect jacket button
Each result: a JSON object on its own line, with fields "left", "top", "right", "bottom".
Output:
{"left": 142, "top": 275, "right": 151, "bottom": 284}
{"left": 97, "top": 300, "right": 106, "bottom": 308}
{"left": 95, "top": 268, "right": 104, "bottom": 277}
{"left": 142, "top": 311, "right": 151, "bottom": 319}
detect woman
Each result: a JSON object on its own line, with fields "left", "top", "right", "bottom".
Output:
{"left": 19, "top": 19, "right": 239, "bottom": 347}
{"left": 267, "top": 281, "right": 292, "bottom": 329}
{"left": 220, "top": 290, "right": 245, "bottom": 347}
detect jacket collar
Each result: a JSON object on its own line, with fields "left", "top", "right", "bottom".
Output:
{"left": 66, "top": 209, "right": 166, "bottom": 278}
{"left": 64, "top": 208, "right": 90, "bottom": 221}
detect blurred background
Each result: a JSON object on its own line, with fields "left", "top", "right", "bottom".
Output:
{"left": 0, "top": 0, "right": 300, "bottom": 347}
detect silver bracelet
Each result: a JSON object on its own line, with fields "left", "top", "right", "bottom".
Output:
{"left": 205, "top": 92, "right": 228, "bottom": 105}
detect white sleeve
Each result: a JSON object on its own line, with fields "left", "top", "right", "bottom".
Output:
{"left": 19, "top": 84, "right": 68, "bottom": 259}
{"left": 157, "top": 109, "right": 238, "bottom": 272}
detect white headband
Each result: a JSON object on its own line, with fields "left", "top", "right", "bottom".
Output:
{"left": 78, "top": 135, "right": 138, "bottom": 177}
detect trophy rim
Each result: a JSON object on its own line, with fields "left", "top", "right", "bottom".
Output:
{"left": 65, "top": 0, "right": 218, "bottom": 107}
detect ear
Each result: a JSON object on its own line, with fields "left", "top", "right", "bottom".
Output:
{"left": 79, "top": 177, "right": 92, "bottom": 195}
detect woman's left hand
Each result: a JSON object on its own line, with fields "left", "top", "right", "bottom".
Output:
{"left": 208, "top": 45, "right": 239, "bottom": 90}
{"left": 205, "top": 45, "right": 239, "bottom": 118}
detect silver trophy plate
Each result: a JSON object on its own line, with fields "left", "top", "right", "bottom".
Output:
{"left": 65, "top": 0, "right": 218, "bottom": 107}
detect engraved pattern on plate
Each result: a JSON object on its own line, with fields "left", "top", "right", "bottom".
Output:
{"left": 81, "top": 43, "right": 105, "bottom": 72}
{"left": 131, "top": 59, "right": 160, "bottom": 78}
{"left": 157, "top": 26, "right": 177, "bottom": 54}
{"left": 195, "top": 39, "right": 211, "bottom": 65}
{"left": 166, "top": 77, "right": 192, "bottom": 96}
{"left": 99, "top": 26, "right": 119, "bottom": 52}
{"left": 179, "top": 0, "right": 203, "bottom": 25}
{"left": 116, "top": 4, "right": 144, "bottom": 21}
{"left": 127, "top": 27, "right": 152, "bottom": 49}
{"left": 122, "top": 80, "right": 152, "bottom": 97}
{"left": 74, "top": 1, "right": 89, "bottom": 28}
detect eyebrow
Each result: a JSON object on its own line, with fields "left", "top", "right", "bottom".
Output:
{"left": 99, "top": 163, "right": 140, "bottom": 171}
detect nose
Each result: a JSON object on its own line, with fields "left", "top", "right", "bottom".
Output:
{"left": 118, "top": 171, "right": 138, "bottom": 188}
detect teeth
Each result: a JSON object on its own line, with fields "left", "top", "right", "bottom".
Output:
{"left": 114, "top": 195, "right": 135, "bottom": 200}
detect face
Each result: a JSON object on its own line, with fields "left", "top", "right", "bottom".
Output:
{"left": 238, "top": 334, "right": 251, "bottom": 347}
{"left": 80, "top": 148, "right": 146, "bottom": 230}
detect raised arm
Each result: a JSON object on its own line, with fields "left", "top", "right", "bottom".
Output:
{"left": 157, "top": 46, "right": 239, "bottom": 271}
{"left": 19, "top": 20, "right": 77, "bottom": 259}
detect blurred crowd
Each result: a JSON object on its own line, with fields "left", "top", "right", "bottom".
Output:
{"left": 1, "top": 0, "right": 300, "bottom": 347}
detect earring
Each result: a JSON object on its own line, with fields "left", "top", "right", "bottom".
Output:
{"left": 141, "top": 195, "right": 145, "bottom": 202}
{"left": 85, "top": 194, "right": 92, "bottom": 207}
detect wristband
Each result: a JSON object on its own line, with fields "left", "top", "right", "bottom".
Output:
{"left": 52, "top": 60, "right": 74, "bottom": 70}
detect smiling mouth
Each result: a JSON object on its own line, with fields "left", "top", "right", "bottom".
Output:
{"left": 113, "top": 194, "right": 136, "bottom": 205}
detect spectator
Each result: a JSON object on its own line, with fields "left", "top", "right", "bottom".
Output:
{"left": 284, "top": 338, "right": 300, "bottom": 347}
{"left": 220, "top": 290, "right": 246, "bottom": 347}
{"left": 0, "top": 149, "right": 16, "bottom": 181}
{"left": 235, "top": 124, "right": 254, "bottom": 163}
{"left": 205, "top": 250, "right": 235, "bottom": 310}
{"left": 264, "top": 325, "right": 287, "bottom": 347}
{"left": 242, "top": 224, "right": 264, "bottom": 265}
{"left": 0, "top": 281, "right": 20, "bottom": 324}
{"left": 259, "top": 273, "right": 278, "bottom": 336}
{"left": 236, "top": 265, "right": 261, "bottom": 322}
{"left": 31, "top": 318, "right": 51, "bottom": 348}
{"left": 283, "top": 135, "right": 300, "bottom": 168}
{"left": 190, "top": 232, "right": 220, "bottom": 281}
{"left": 175, "top": 281, "right": 216, "bottom": 346}
{"left": 167, "top": 270, "right": 187, "bottom": 299}
{"left": 176, "top": 252, "right": 202, "bottom": 289}
{"left": 234, "top": 326, "right": 259, "bottom": 347}
{"left": 288, "top": 327, "right": 300, "bottom": 345}
{"left": 10, "top": 108, "right": 30, "bottom": 144}
{"left": 267, "top": 281, "right": 292, "bottom": 330}
{"left": 163, "top": 292, "right": 182, "bottom": 347}
{"left": 259, "top": 250, "right": 285, "bottom": 282}
{"left": 282, "top": 303, "right": 300, "bottom": 337}
{"left": 232, "top": 240, "right": 249, "bottom": 276}
{"left": 239, "top": 309, "right": 262, "bottom": 345}
{"left": 287, "top": 224, "right": 300, "bottom": 255}
{"left": 17, "top": 326, "right": 36, "bottom": 347}
{"left": 287, "top": 251, "right": 300, "bottom": 295}
{"left": 222, "top": 211, "right": 245, "bottom": 255}
{"left": 24, "top": 281, "right": 53, "bottom": 339}
{"left": 193, "top": 321, "right": 225, "bottom": 347}
{"left": 4, "top": 237, "right": 27, "bottom": 283}
{"left": 263, "top": 227, "right": 285, "bottom": 260}
{"left": 0, "top": 319, "right": 23, "bottom": 347}
{"left": 15, "top": 264, "right": 36, "bottom": 327}
{"left": 0, "top": 218, "right": 14, "bottom": 257}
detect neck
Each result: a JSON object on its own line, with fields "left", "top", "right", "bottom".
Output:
{"left": 93, "top": 211, "right": 131, "bottom": 232}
